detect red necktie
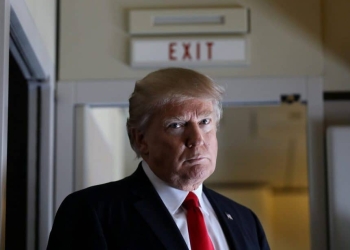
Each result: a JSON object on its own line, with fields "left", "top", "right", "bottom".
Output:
{"left": 182, "top": 192, "right": 214, "bottom": 250}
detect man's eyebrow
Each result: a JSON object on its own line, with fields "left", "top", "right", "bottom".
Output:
{"left": 162, "top": 111, "right": 214, "bottom": 124}
{"left": 162, "top": 116, "right": 188, "bottom": 125}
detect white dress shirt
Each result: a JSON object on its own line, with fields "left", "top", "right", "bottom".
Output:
{"left": 142, "top": 161, "right": 229, "bottom": 250}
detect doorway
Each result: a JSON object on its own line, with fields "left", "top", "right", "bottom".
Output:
{"left": 55, "top": 76, "right": 326, "bottom": 250}
{"left": 6, "top": 50, "right": 43, "bottom": 250}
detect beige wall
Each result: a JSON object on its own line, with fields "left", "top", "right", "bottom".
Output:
{"left": 272, "top": 192, "right": 310, "bottom": 250}
{"left": 58, "top": 0, "right": 350, "bottom": 91}
{"left": 24, "top": 0, "right": 56, "bottom": 61}
{"left": 59, "top": 0, "right": 323, "bottom": 81}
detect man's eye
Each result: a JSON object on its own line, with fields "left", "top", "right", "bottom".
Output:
{"left": 201, "top": 118, "right": 211, "bottom": 125}
{"left": 168, "top": 123, "right": 182, "bottom": 129}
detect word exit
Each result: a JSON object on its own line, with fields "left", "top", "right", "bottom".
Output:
{"left": 131, "top": 38, "right": 247, "bottom": 67}
{"left": 168, "top": 42, "right": 214, "bottom": 61}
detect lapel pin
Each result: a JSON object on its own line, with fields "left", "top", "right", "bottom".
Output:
{"left": 225, "top": 212, "right": 233, "bottom": 220}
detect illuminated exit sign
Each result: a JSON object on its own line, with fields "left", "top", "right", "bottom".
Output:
{"left": 130, "top": 38, "right": 248, "bottom": 67}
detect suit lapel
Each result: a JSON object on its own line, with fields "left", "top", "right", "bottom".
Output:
{"left": 204, "top": 187, "right": 250, "bottom": 250}
{"left": 129, "top": 164, "right": 188, "bottom": 250}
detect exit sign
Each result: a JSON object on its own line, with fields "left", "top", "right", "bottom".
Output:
{"left": 130, "top": 38, "right": 248, "bottom": 68}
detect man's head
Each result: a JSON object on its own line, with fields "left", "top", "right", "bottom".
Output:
{"left": 127, "top": 68, "right": 224, "bottom": 191}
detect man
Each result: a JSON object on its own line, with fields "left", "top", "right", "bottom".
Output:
{"left": 47, "top": 68, "right": 269, "bottom": 250}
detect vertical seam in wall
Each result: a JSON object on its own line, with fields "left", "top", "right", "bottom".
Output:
{"left": 55, "top": 0, "right": 60, "bottom": 82}
{"left": 320, "top": 0, "right": 326, "bottom": 76}
{"left": 34, "top": 85, "right": 41, "bottom": 250}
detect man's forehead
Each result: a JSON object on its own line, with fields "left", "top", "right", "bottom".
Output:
{"left": 159, "top": 100, "right": 214, "bottom": 119}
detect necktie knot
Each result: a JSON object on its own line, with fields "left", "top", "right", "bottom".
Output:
{"left": 183, "top": 192, "right": 200, "bottom": 210}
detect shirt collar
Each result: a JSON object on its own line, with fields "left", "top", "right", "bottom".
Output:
{"left": 142, "top": 161, "right": 209, "bottom": 216}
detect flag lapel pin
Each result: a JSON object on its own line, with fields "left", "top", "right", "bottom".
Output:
{"left": 225, "top": 212, "right": 233, "bottom": 220}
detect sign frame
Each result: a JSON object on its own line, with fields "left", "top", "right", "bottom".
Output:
{"left": 130, "top": 36, "right": 250, "bottom": 68}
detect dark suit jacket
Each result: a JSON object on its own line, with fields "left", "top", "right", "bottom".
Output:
{"left": 47, "top": 164, "right": 270, "bottom": 250}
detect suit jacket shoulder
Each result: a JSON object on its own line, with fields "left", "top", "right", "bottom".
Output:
{"left": 47, "top": 179, "right": 130, "bottom": 250}
{"left": 47, "top": 166, "right": 187, "bottom": 250}
{"left": 204, "top": 186, "right": 270, "bottom": 250}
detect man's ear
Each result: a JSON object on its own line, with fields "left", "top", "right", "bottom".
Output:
{"left": 132, "top": 128, "right": 149, "bottom": 156}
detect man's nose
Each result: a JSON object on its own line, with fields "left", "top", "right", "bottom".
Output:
{"left": 185, "top": 124, "right": 204, "bottom": 148}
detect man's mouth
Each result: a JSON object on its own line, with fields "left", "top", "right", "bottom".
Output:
{"left": 185, "top": 156, "right": 208, "bottom": 164}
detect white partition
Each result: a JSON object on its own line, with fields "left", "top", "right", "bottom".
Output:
{"left": 327, "top": 126, "right": 350, "bottom": 250}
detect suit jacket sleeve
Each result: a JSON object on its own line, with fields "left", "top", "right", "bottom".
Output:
{"left": 46, "top": 193, "right": 108, "bottom": 250}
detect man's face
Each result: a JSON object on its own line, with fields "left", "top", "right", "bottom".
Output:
{"left": 138, "top": 99, "right": 218, "bottom": 191}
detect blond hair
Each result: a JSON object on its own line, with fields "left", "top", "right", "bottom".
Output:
{"left": 127, "top": 67, "right": 224, "bottom": 157}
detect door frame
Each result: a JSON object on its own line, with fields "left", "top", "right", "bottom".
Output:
{"left": 0, "top": 0, "right": 10, "bottom": 248}
{"left": 55, "top": 76, "right": 327, "bottom": 250}
{"left": 0, "top": 0, "right": 55, "bottom": 249}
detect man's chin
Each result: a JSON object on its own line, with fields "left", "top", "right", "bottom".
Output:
{"left": 185, "top": 167, "right": 214, "bottom": 182}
